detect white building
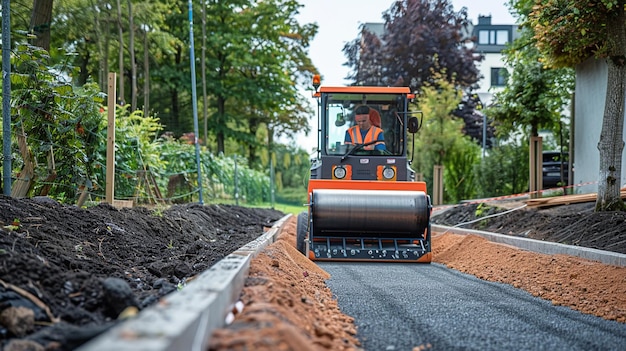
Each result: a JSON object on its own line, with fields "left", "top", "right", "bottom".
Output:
{"left": 470, "top": 15, "right": 519, "bottom": 109}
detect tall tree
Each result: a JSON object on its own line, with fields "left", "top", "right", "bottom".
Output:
{"left": 203, "top": 0, "right": 316, "bottom": 156}
{"left": 128, "top": 0, "right": 137, "bottom": 111}
{"left": 343, "top": 0, "right": 480, "bottom": 93}
{"left": 343, "top": 29, "right": 384, "bottom": 86}
{"left": 414, "top": 68, "right": 477, "bottom": 199}
{"left": 51, "top": 0, "right": 177, "bottom": 111}
{"left": 201, "top": 0, "right": 209, "bottom": 145}
{"left": 342, "top": 0, "right": 485, "bottom": 150}
{"left": 30, "top": 0, "right": 53, "bottom": 51}
{"left": 528, "top": 0, "right": 626, "bottom": 211}
{"left": 116, "top": 0, "right": 125, "bottom": 105}
{"left": 27, "top": 0, "right": 318, "bottom": 158}
{"left": 490, "top": 0, "right": 574, "bottom": 141}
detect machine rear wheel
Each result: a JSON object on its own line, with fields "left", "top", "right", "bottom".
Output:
{"left": 296, "top": 211, "right": 308, "bottom": 255}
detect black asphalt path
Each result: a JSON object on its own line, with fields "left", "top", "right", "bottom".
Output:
{"left": 320, "top": 262, "right": 626, "bottom": 351}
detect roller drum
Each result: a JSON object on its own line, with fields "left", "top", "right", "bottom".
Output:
{"left": 311, "top": 189, "right": 430, "bottom": 237}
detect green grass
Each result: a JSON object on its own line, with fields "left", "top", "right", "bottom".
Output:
{"left": 245, "top": 201, "right": 307, "bottom": 215}
{"left": 213, "top": 199, "right": 307, "bottom": 215}
{"left": 268, "top": 202, "right": 307, "bottom": 215}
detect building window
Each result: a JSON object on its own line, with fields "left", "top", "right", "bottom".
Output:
{"left": 478, "top": 29, "right": 510, "bottom": 45}
{"left": 491, "top": 67, "right": 509, "bottom": 86}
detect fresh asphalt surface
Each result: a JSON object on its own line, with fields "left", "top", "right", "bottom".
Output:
{"left": 319, "top": 262, "right": 626, "bottom": 351}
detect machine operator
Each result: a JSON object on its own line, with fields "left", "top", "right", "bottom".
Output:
{"left": 344, "top": 105, "right": 386, "bottom": 151}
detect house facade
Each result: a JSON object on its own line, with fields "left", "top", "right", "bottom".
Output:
{"left": 470, "top": 15, "right": 519, "bottom": 109}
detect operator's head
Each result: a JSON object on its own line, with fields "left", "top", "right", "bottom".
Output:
{"left": 354, "top": 105, "right": 372, "bottom": 130}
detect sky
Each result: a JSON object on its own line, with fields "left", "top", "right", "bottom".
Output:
{"left": 294, "top": 0, "right": 517, "bottom": 151}
{"left": 297, "top": 0, "right": 516, "bottom": 86}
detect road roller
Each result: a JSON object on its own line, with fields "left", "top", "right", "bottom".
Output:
{"left": 296, "top": 76, "right": 432, "bottom": 262}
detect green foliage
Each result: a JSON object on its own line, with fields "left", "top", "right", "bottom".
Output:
{"left": 3, "top": 1, "right": 313, "bottom": 206}
{"left": 474, "top": 143, "right": 529, "bottom": 198}
{"left": 490, "top": 1, "right": 575, "bottom": 140}
{"left": 42, "top": 0, "right": 318, "bottom": 162}
{"left": 528, "top": 0, "right": 624, "bottom": 68}
{"left": 7, "top": 43, "right": 105, "bottom": 201}
{"left": 272, "top": 144, "right": 311, "bottom": 191}
{"left": 92, "top": 106, "right": 165, "bottom": 201}
{"left": 196, "top": 0, "right": 317, "bottom": 154}
{"left": 474, "top": 203, "right": 488, "bottom": 217}
{"left": 522, "top": 0, "right": 626, "bottom": 211}
{"left": 275, "top": 187, "right": 307, "bottom": 206}
{"left": 156, "top": 137, "right": 270, "bottom": 204}
{"left": 443, "top": 138, "right": 481, "bottom": 203}
{"left": 413, "top": 69, "right": 481, "bottom": 200}
{"left": 488, "top": 55, "right": 574, "bottom": 138}
{"left": 473, "top": 203, "right": 492, "bottom": 228}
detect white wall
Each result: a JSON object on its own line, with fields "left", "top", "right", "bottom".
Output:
{"left": 574, "top": 58, "right": 626, "bottom": 194}
{"left": 474, "top": 52, "right": 507, "bottom": 106}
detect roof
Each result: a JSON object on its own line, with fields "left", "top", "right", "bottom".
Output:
{"left": 318, "top": 86, "right": 411, "bottom": 94}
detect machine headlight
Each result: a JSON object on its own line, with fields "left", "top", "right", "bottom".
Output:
{"left": 382, "top": 166, "right": 395, "bottom": 180}
{"left": 333, "top": 166, "right": 347, "bottom": 179}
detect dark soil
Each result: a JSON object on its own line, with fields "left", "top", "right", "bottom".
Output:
{"left": 432, "top": 200, "right": 626, "bottom": 254}
{"left": 0, "top": 195, "right": 284, "bottom": 350}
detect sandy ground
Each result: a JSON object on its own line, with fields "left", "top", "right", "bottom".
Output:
{"left": 208, "top": 215, "right": 626, "bottom": 350}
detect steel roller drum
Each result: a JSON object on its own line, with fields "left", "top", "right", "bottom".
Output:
{"left": 311, "top": 188, "right": 430, "bottom": 237}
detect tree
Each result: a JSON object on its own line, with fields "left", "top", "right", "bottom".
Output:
{"left": 203, "top": 0, "right": 316, "bottom": 156}
{"left": 490, "top": 0, "right": 574, "bottom": 141}
{"left": 413, "top": 69, "right": 480, "bottom": 201}
{"left": 342, "top": 29, "right": 384, "bottom": 86}
{"left": 116, "top": 0, "right": 126, "bottom": 104}
{"left": 475, "top": 142, "right": 529, "bottom": 197}
{"left": 528, "top": 0, "right": 626, "bottom": 211}
{"left": 30, "top": 0, "right": 54, "bottom": 51}
{"left": 19, "top": 0, "right": 318, "bottom": 163}
{"left": 343, "top": 0, "right": 481, "bottom": 93}
{"left": 342, "top": 0, "right": 486, "bottom": 150}
{"left": 128, "top": 0, "right": 138, "bottom": 111}
{"left": 9, "top": 43, "right": 104, "bottom": 201}
{"left": 453, "top": 93, "right": 496, "bottom": 148}
{"left": 488, "top": 50, "right": 574, "bottom": 139}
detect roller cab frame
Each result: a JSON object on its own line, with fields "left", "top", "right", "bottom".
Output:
{"left": 297, "top": 82, "right": 432, "bottom": 263}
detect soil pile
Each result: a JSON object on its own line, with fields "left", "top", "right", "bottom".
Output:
{"left": 0, "top": 196, "right": 284, "bottom": 350}
{"left": 1, "top": 196, "right": 625, "bottom": 351}
{"left": 208, "top": 218, "right": 361, "bottom": 351}
{"left": 431, "top": 200, "right": 626, "bottom": 254}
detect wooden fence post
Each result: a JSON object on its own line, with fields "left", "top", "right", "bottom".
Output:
{"left": 433, "top": 165, "right": 444, "bottom": 205}
{"left": 529, "top": 136, "right": 543, "bottom": 199}
{"left": 105, "top": 73, "right": 116, "bottom": 205}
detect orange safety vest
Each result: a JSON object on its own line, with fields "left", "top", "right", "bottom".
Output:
{"left": 346, "top": 126, "right": 384, "bottom": 150}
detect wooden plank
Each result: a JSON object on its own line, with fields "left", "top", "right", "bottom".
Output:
{"left": 11, "top": 133, "right": 36, "bottom": 198}
{"left": 112, "top": 199, "right": 133, "bottom": 208}
{"left": 38, "top": 146, "right": 57, "bottom": 196}
{"left": 526, "top": 190, "right": 626, "bottom": 208}
{"left": 76, "top": 185, "right": 90, "bottom": 207}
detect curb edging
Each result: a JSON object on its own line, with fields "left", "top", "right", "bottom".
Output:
{"left": 433, "top": 224, "right": 626, "bottom": 267}
{"left": 77, "top": 213, "right": 292, "bottom": 351}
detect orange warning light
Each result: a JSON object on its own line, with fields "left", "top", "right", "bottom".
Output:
{"left": 312, "top": 74, "right": 321, "bottom": 91}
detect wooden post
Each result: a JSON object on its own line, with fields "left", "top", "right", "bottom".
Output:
{"left": 529, "top": 136, "right": 543, "bottom": 199}
{"left": 11, "top": 131, "right": 36, "bottom": 198}
{"left": 433, "top": 165, "right": 444, "bottom": 205}
{"left": 105, "top": 73, "right": 116, "bottom": 205}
